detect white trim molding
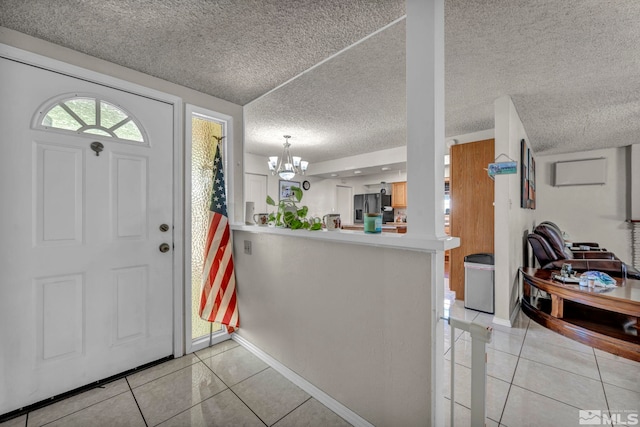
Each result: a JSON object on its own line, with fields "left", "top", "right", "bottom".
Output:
{"left": 184, "top": 104, "right": 234, "bottom": 355}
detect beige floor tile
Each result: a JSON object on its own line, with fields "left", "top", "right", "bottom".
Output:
{"left": 525, "top": 322, "right": 593, "bottom": 354}
{"left": 594, "top": 349, "right": 640, "bottom": 367}
{"left": 132, "top": 362, "right": 227, "bottom": 426}
{"left": 201, "top": 345, "right": 268, "bottom": 387}
{"left": 462, "top": 328, "right": 525, "bottom": 356}
{"left": 44, "top": 391, "right": 145, "bottom": 427}
{"left": 603, "top": 383, "right": 640, "bottom": 426}
{"left": 442, "top": 362, "right": 510, "bottom": 422}
{"left": 0, "top": 415, "right": 26, "bottom": 427}
{"left": 442, "top": 399, "right": 500, "bottom": 427}
{"left": 127, "top": 354, "right": 200, "bottom": 388}
{"left": 520, "top": 340, "right": 600, "bottom": 380}
{"left": 604, "top": 382, "right": 640, "bottom": 411}
{"left": 27, "top": 379, "right": 130, "bottom": 427}
{"left": 473, "top": 311, "right": 530, "bottom": 337}
{"left": 272, "top": 398, "right": 351, "bottom": 427}
{"left": 446, "top": 301, "right": 481, "bottom": 322}
{"left": 194, "top": 339, "right": 240, "bottom": 360}
{"left": 156, "top": 389, "right": 263, "bottom": 427}
{"left": 598, "top": 357, "right": 640, "bottom": 393}
{"left": 501, "top": 385, "right": 592, "bottom": 427}
{"left": 512, "top": 358, "right": 607, "bottom": 410}
{"left": 232, "top": 368, "right": 310, "bottom": 426}
{"left": 445, "top": 339, "right": 519, "bottom": 383}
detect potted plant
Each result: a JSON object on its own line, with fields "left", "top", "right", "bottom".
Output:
{"left": 266, "top": 186, "right": 322, "bottom": 230}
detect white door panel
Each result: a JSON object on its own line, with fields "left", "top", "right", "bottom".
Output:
{"left": 245, "top": 173, "right": 267, "bottom": 214}
{"left": 0, "top": 57, "right": 174, "bottom": 413}
{"left": 336, "top": 185, "right": 353, "bottom": 225}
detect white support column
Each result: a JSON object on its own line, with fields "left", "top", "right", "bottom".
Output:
{"left": 406, "top": 0, "right": 446, "bottom": 239}
{"left": 406, "top": 1, "right": 446, "bottom": 425}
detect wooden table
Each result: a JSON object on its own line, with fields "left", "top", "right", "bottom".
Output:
{"left": 520, "top": 267, "right": 640, "bottom": 362}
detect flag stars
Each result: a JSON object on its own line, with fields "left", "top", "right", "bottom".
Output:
{"left": 209, "top": 145, "right": 228, "bottom": 217}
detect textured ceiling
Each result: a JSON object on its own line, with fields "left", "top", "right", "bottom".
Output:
{"left": 445, "top": 0, "right": 640, "bottom": 155}
{"left": 245, "top": 19, "right": 406, "bottom": 162}
{"left": 0, "top": 0, "right": 405, "bottom": 105}
{"left": 2, "top": 0, "right": 640, "bottom": 163}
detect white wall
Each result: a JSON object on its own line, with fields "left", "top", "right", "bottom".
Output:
{"left": 233, "top": 231, "right": 434, "bottom": 426}
{"left": 343, "top": 171, "right": 408, "bottom": 195}
{"left": 494, "top": 96, "right": 535, "bottom": 324}
{"left": 309, "top": 146, "right": 406, "bottom": 176}
{"left": 534, "top": 147, "right": 631, "bottom": 262}
{"left": 246, "top": 152, "right": 409, "bottom": 221}
{"left": 495, "top": 96, "right": 634, "bottom": 325}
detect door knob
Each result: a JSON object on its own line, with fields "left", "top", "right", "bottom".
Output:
{"left": 159, "top": 243, "right": 170, "bottom": 253}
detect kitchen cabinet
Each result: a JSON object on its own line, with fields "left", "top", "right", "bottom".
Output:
{"left": 392, "top": 181, "right": 407, "bottom": 208}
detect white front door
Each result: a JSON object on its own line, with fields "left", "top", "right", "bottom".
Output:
{"left": 0, "top": 58, "right": 174, "bottom": 413}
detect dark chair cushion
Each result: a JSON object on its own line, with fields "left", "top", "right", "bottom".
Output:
{"left": 528, "top": 233, "right": 562, "bottom": 267}
{"left": 534, "top": 224, "right": 572, "bottom": 259}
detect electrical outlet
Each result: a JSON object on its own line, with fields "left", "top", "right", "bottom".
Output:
{"left": 243, "top": 240, "right": 252, "bottom": 255}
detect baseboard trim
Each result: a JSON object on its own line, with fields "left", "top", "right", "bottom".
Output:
{"left": 492, "top": 304, "right": 521, "bottom": 327}
{"left": 231, "top": 334, "right": 373, "bottom": 427}
{"left": 492, "top": 315, "right": 512, "bottom": 327}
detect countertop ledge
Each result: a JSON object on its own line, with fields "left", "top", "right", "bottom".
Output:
{"left": 231, "top": 224, "right": 460, "bottom": 252}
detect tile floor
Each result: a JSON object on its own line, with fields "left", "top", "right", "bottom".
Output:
{"left": 2, "top": 302, "right": 638, "bottom": 427}
{"left": 1, "top": 340, "right": 350, "bottom": 427}
{"left": 444, "top": 300, "right": 640, "bottom": 427}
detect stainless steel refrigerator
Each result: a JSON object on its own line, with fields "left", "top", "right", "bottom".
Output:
{"left": 354, "top": 191, "right": 393, "bottom": 223}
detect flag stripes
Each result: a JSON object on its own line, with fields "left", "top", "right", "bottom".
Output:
{"left": 198, "top": 141, "right": 239, "bottom": 332}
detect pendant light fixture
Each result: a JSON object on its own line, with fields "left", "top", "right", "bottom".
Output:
{"left": 267, "top": 135, "right": 309, "bottom": 180}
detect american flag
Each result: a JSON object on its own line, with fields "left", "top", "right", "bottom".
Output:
{"left": 199, "top": 141, "right": 239, "bottom": 332}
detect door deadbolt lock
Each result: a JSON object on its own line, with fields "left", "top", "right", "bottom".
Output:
{"left": 159, "top": 243, "right": 170, "bottom": 253}
{"left": 159, "top": 224, "right": 170, "bottom": 232}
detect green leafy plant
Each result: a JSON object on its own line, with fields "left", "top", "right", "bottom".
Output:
{"left": 266, "top": 186, "right": 322, "bottom": 230}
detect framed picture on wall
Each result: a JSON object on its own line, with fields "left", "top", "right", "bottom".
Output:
{"left": 520, "top": 139, "right": 536, "bottom": 209}
{"left": 279, "top": 180, "right": 300, "bottom": 201}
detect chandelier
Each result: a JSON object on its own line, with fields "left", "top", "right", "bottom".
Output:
{"left": 267, "top": 135, "right": 309, "bottom": 180}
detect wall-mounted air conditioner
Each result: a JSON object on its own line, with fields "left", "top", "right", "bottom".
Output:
{"left": 554, "top": 157, "right": 607, "bottom": 187}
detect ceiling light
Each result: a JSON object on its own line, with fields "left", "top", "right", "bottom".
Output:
{"left": 330, "top": 173, "right": 338, "bottom": 177}
{"left": 267, "top": 135, "right": 309, "bottom": 180}
{"left": 381, "top": 167, "right": 391, "bottom": 171}
{"left": 353, "top": 170, "right": 362, "bottom": 174}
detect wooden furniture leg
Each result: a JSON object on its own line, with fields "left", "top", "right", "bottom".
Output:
{"left": 551, "top": 294, "right": 564, "bottom": 318}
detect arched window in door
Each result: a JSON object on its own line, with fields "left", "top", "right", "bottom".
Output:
{"left": 35, "top": 95, "right": 147, "bottom": 144}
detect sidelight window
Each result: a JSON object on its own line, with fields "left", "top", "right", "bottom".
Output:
{"left": 37, "top": 96, "right": 146, "bottom": 143}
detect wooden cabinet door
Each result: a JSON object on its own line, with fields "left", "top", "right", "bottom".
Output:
{"left": 392, "top": 182, "right": 407, "bottom": 208}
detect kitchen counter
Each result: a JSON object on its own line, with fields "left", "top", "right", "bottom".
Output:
{"left": 342, "top": 224, "right": 407, "bottom": 233}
